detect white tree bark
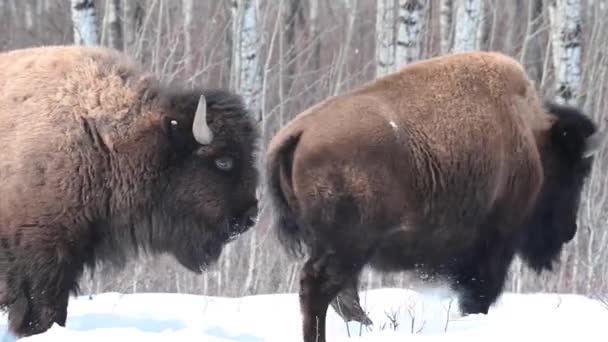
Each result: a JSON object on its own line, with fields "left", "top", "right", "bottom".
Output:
{"left": 440, "top": 0, "right": 453, "bottom": 53}
{"left": 123, "top": 0, "right": 139, "bottom": 50}
{"left": 105, "top": 0, "right": 123, "bottom": 50}
{"left": 453, "top": 0, "right": 482, "bottom": 52}
{"left": 6, "top": 0, "right": 16, "bottom": 19}
{"left": 24, "top": 0, "right": 34, "bottom": 31}
{"left": 548, "top": 0, "right": 582, "bottom": 105}
{"left": 333, "top": 0, "right": 358, "bottom": 95}
{"left": 284, "top": 0, "right": 300, "bottom": 93}
{"left": 242, "top": 232, "right": 258, "bottom": 294}
{"left": 310, "top": 0, "right": 321, "bottom": 71}
{"left": 230, "top": 0, "right": 261, "bottom": 116}
{"left": 71, "top": 0, "right": 98, "bottom": 46}
{"left": 395, "top": 0, "right": 427, "bottom": 65}
{"left": 521, "top": 0, "right": 544, "bottom": 84}
{"left": 183, "top": 0, "right": 194, "bottom": 71}
{"left": 376, "top": 0, "right": 397, "bottom": 77}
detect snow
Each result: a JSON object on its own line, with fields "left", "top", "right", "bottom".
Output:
{"left": 2, "top": 288, "right": 607, "bottom": 341}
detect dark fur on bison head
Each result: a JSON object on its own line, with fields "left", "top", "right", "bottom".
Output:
{"left": 517, "top": 101, "right": 601, "bottom": 272}
{"left": 0, "top": 46, "right": 259, "bottom": 337}
{"left": 134, "top": 87, "right": 259, "bottom": 273}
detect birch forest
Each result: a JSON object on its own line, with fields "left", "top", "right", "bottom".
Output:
{"left": 1, "top": 0, "right": 607, "bottom": 302}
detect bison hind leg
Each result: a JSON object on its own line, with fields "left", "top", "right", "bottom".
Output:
{"left": 299, "top": 250, "right": 367, "bottom": 342}
{"left": 330, "top": 277, "right": 373, "bottom": 326}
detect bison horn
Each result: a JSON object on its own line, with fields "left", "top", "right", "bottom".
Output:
{"left": 192, "top": 95, "right": 213, "bottom": 145}
{"left": 584, "top": 131, "right": 605, "bottom": 158}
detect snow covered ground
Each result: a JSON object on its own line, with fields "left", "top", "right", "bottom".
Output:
{"left": 1, "top": 287, "right": 607, "bottom": 341}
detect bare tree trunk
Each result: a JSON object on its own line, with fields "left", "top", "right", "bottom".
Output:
{"left": 71, "top": 0, "right": 98, "bottom": 46}
{"left": 242, "top": 232, "right": 258, "bottom": 294}
{"left": 24, "top": 0, "right": 34, "bottom": 32}
{"left": 521, "top": 0, "right": 544, "bottom": 84}
{"left": 548, "top": 0, "right": 583, "bottom": 105}
{"left": 6, "top": 0, "right": 16, "bottom": 19}
{"left": 106, "top": 0, "right": 123, "bottom": 50}
{"left": 123, "top": 0, "right": 143, "bottom": 51}
{"left": 395, "top": 0, "right": 427, "bottom": 65}
{"left": 230, "top": 0, "right": 262, "bottom": 117}
{"left": 376, "top": 0, "right": 397, "bottom": 77}
{"left": 503, "top": 0, "right": 523, "bottom": 54}
{"left": 284, "top": 0, "right": 301, "bottom": 94}
{"left": 333, "top": 0, "right": 358, "bottom": 95}
{"left": 440, "top": 0, "right": 453, "bottom": 53}
{"left": 477, "top": 0, "right": 492, "bottom": 50}
{"left": 183, "top": 0, "right": 194, "bottom": 72}
{"left": 309, "top": 0, "right": 321, "bottom": 71}
{"left": 453, "top": 0, "right": 482, "bottom": 52}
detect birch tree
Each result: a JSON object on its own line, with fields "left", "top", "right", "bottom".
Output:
{"left": 284, "top": 0, "right": 302, "bottom": 94}
{"left": 229, "top": 0, "right": 262, "bottom": 294}
{"left": 453, "top": 0, "right": 482, "bottom": 52}
{"left": 71, "top": 0, "right": 98, "bottom": 46}
{"left": 309, "top": 0, "right": 321, "bottom": 71}
{"left": 183, "top": 0, "right": 194, "bottom": 72}
{"left": 24, "top": 0, "right": 34, "bottom": 32}
{"left": 122, "top": 0, "right": 143, "bottom": 51}
{"left": 548, "top": 0, "right": 583, "bottom": 105}
{"left": 230, "top": 0, "right": 262, "bottom": 117}
{"left": 395, "top": 0, "right": 427, "bottom": 65}
{"left": 440, "top": 0, "right": 453, "bottom": 53}
{"left": 521, "top": 0, "right": 544, "bottom": 84}
{"left": 103, "top": 0, "right": 123, "bottom": 50}
{"left": 333, "top": 0, "right": 358, "bottom": 95}
{"left": 376, "top": 0, "right": 397, "bottom": 77}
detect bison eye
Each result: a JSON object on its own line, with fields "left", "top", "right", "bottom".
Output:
{"left": 214, "top": 156, "right": 234, "bottom": 171}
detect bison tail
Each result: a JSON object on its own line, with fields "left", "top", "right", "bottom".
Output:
{"left": 265, "top": 131, "right": 305, "bottom": 258}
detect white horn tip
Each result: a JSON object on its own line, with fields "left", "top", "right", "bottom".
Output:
{"left": 193, "top": 94, "right": 213, "bottom": 145}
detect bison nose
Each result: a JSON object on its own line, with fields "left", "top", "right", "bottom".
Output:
{"left": 240, "top": 205, "right": 258, "bottom": 228}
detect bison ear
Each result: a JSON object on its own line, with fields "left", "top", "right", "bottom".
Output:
{"left": 162, "top": 116, "right": 195, "bottom": 154}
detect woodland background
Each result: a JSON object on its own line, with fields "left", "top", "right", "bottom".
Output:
{"left": 1, "top": 0, "right": 607, "bottom": 302}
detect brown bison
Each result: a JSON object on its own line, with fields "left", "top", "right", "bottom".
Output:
{"left": 0, "top": 45, "right": 259, "bottom": 337}
{"left": 264, "top": 51, "right": 602, "bottom": 342}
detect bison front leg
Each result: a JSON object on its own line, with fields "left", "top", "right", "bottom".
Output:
{"left": 8, "top": 285, "right": 70, "bottom": 337}
{"left": 6, "top": 254, "right": 79, "bottom": 337}
{"left": 299, "top": 252, "right": 363, "bottom": 342}
{"left": 450, "top": 242, "right": 515, "bottom": 316}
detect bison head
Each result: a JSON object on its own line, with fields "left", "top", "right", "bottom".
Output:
{"left": 147, "top": 88, "right": 259, "bottom": 273}
{"left": 517, "top": 102, "right": 603, "bottom": 273}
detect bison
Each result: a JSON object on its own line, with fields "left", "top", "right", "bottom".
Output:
{"left": 0, "top": 45, "right": 259, "bottom": 337}
{"left": 264, "top": 51, "right": 602, "bottom": 342}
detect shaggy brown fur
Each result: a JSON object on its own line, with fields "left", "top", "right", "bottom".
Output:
{"left": 0, "top": 45, "right": 259, "bottom": 337}
{"left": 265, "top": 51, "right": 601, "bottom": 342}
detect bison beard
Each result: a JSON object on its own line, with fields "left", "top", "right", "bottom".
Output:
{"left": 0, "top": 46, "right": 259, "bottom": 337}
{"left": 264, "top": 51, "right": 601, "bottom": 342}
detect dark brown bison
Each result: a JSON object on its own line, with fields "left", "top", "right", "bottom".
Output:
{"left": 264, "top": 51, "right": 602, "bottom": 342}
{"left": 0, "top": 45, "right": 259, "bottom": 337}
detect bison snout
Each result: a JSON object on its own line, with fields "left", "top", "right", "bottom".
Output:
{"left": 562, "top": 222, "right": 577, "bottom": 243}
{"left": 228, "top": 205, "right": 258, "bottom": 240}
{"left": 240, "top": 205, "right": 258, "bottom": 228}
